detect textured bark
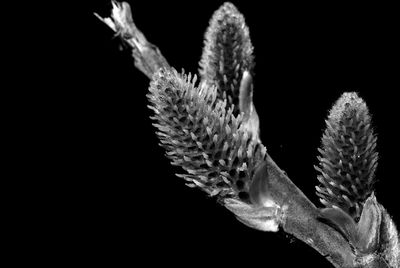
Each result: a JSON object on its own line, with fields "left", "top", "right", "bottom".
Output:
{"left": 256, "top": 155, "right": 356, "bottom": 267}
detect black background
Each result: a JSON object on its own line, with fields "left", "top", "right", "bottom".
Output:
{"left": 70, "top": 1, "right": 399, "bottom": 266}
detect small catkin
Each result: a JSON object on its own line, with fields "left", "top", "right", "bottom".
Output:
{"left": 147, "top": 68, "right": 266, "bottom": 202}
{"left": 199, "top": 2, "right": 254, "bottom": 115}
{"left": 315, "top": 92, "right": 378, "bottom": 221}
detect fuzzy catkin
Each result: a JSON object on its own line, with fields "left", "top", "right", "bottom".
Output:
{"left": 315, "top": 92, "right": 378, "bottom": 220}
{"left": 147, "top": 68, "right": 266, "bottom": 202}
{"left": 199, "top": 2, "right": 254, "bottom": 115}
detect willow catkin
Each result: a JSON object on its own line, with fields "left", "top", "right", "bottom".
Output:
{"left": 315, "top": 92, "right": 378, "bottom": 221}
{"left": 199, "top": 2, "right": 254, "bottom": 115}
{"left": 147, "top": 68, "right": 266, "bottom": 202}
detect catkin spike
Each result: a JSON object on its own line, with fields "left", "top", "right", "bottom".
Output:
{"left": 199, "top": 2, "right": 254, "bottom": 115}
{"left": 315, "top": 92, "right": 378, "bottom": 221}
{"left": 148, "top": 68, "right": 266, "bottom": 202}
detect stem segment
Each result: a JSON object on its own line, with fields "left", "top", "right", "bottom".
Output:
{"left": 264, "top": 155, "right": 355, "bottom": 267}
{"left": 95, "top": 1, "right": 170, "bottom": 78}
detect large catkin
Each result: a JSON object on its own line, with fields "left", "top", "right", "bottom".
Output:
{"left": 199, "top": 2, "right": 254, "bottom": 115}
{"left": 315, "top": 92, "right": 378, "bottom": 220}
{"left": 147, "top": 68, "right": 266, "bottom": 202}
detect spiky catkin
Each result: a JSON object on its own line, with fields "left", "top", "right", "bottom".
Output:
{"left": 199, "top": 2, "right": 254, "bottom": 115}
{"left": 147, "top": 68, "right": 266, "bottom": 202}
{"left": 315, "top": 92, "right": 378, "bottom": 220}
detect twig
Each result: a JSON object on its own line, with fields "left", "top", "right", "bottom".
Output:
{"left": 95, "top": 2, "right": 399, "bottom": 267}
{"left": 94, "top": 1, "right": 169, "bottom": 78}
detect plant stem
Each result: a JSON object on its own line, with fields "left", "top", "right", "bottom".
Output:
{"left": 264, "top": 154, "right": 355, "bottom": 267}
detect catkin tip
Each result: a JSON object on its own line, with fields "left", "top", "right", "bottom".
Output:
{"left": 328, "top": 92, "right": 369, "bottom": 125}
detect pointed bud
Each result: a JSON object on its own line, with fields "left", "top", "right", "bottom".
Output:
{"left": 224, "top": 197, "right": 280, "bottom": 232}
{"left": 199, "top": 2, "right": 254, "bottom": 115}
{"left": 249, "top": 161, "right": 270, "bottom": 206}
{"left": 319, "top": 206, "right": 357, "bottom": 243}
{"left": 354, "top": 193, "right": 381, "bottom": 254}
{"left": 239, "top": 71, "right": 260, "bottom": 141}
{"left": 315, "top": 92, "right": 378, "bottom": 220}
